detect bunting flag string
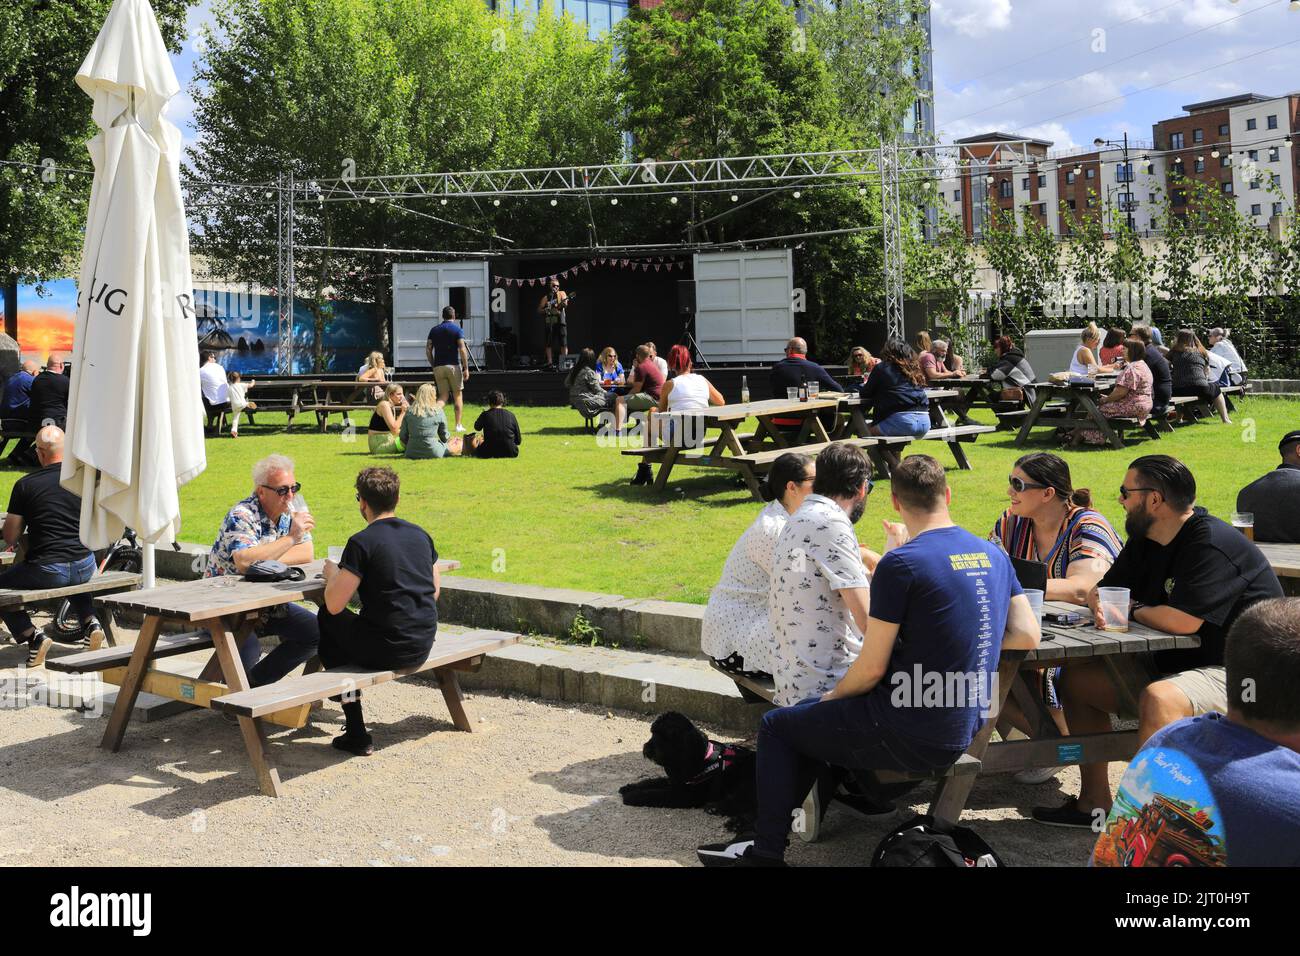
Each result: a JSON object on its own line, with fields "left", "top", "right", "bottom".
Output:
{"left": 490, "top": 256, "right": 687, "bottom": 287}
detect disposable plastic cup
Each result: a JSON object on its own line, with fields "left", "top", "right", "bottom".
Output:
{"left": 786, "top": 387, "right": 799, "bottom": 401}
{"left": 1098, "top": 587, "right": 1131, "bottom": 632}
{"left": 328, "top": 546, "right": 344, "bottom": 563}
{"left": 1023, "top": 589, "right": 1044, "bottom": 618}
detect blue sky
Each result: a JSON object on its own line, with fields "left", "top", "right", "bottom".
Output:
{"left": 164, "top": 0, "right": 1300, "bottom": 159}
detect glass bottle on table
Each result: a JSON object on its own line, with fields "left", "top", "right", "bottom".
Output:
{"left": 740, "top": 374, "right": 750, "bottom": 404}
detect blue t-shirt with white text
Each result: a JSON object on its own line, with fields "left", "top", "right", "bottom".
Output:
{"left": 866, "top": 525, "right": 1022, "bottom": 749}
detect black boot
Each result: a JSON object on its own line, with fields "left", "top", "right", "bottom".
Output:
{"left": 632, "top": 462, "right": 653, "bottom": 486}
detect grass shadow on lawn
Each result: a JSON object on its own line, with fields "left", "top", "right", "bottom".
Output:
{"left": 578, "top": 472, "right": 757, "bottom": 507}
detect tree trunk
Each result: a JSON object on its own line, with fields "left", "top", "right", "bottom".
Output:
{"left": 3, "top": 277, "right": 17, "bottom": 340}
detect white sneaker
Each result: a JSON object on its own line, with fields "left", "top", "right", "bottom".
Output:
{"left": 455, "top": 423, "right": 466, "bottom": 433}
{"left": 1014, "top": 766, "right": 1060, "bottom": 785}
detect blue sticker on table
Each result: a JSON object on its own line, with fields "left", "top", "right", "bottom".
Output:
{"left": 1057, "top": 743, "right": 1084, "bottom": 763}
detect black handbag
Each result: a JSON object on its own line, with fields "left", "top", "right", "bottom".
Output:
{"left": 243, "top": 560, "right": 306, "bottom": 583}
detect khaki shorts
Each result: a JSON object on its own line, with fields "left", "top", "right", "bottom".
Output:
{"left": 433, "top": 364, "right": 463, "bottom": 400}
{"left": 624, "top": 392, "right": 657, "bottom": 413}
{"left": 1106, "top": 654, "right": 1227, "bottom": 719}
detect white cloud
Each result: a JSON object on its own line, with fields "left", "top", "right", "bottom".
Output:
{"left": 1021, "top": 122, "right": 1081, "bottom": 150}
{"left": 933, "top": 0, "right": 1013, "bottom": 38}
{"left": 1104, "top": 0, "right": 1177, "bottom": 24}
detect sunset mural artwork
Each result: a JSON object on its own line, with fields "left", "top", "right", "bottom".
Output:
{"left": 2, "top": 279, "right": 379, "bottom": 372}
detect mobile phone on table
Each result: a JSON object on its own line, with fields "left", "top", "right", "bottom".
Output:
{"left": 1043, "top": 611, "right": 1082, "bottom": 625}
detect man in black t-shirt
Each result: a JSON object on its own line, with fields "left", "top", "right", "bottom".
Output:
{"left": 1034, "top": 455, "right": 1282, "bottom": 829}
{"left": 1, "top": 426, "right": 103, "bottom": 667}
{"left": 319, "top": 466, "right": 439, "bottom": 756}
{"left": 28, "top": 353, "right": 70, "bottom": 431}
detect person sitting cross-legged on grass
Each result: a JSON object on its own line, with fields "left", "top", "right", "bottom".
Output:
{"left": 400, "top": 383, "right": 463, "bottom": 459}
{"left": 1092, "top": 598, "right": 1300, "bottom": 866}
{"left": 203, "top": 454, "right": 319, "bottom": 686}
{"left": 1, "top": 425, "right": 105, "bottom": 667}
{"left": 367, "top": 383, "right": 408, "bottom": 454}
{"left": 1034, "top": 454, "right": 1283, "bottom": 829}
{"left": 468, "top": 390, "right": 522, "bottom": 458}
{"left": 319, "top": 467, "right": 440, "bottom": 756}
{"left": 699, "top": 454, "right": 1040, "bottom": 866}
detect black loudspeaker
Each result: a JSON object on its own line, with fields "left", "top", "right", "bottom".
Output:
{"left": 677, "top": 280, "right": 696, "bottom": 316}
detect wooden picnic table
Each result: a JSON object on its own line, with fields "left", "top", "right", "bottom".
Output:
{"left": 67, "top": 557, "right": 459, "bottom": 797}
{"left": 626, "top": 396, "right": 842, "bottom": 496}
{"left": 979, "top": 600, "right": 1200, "bottom": 777}
{"left": 1013, "top": 378, "right": 1147, "bottom": 450}
{"left": 1258, "top": 542, "right": 1300, "bottom": 579}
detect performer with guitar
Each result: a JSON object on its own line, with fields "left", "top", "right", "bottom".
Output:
{"left": 538, "top": 278, "right": 570, "bottom": 369}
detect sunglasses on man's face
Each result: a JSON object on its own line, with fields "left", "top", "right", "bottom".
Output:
{"left": 1008, "top": 475, "right": 1049, "bottom": 493}
{"left": 1119, "top": 485, "right": 1157, "bottom": 501}
{"left": 261, "top": 482, "right": 302, "bottom": 498}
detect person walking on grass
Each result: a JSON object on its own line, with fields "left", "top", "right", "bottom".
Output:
{"left": 320, "top": 467, "right": 440, "bottom": 756}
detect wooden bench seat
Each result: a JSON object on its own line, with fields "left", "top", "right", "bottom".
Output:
{"left": 46, "top": 629, "right": 213, "bottom": 674}
{"left": 706, "top": 661, "right": 982, "bottom": 789}
{"left": 619, "top": 431, "right": 756, "bottom": 458}
{"left": 0, "top": 569, "right": 142, "bottom": 645}
{"left": 210, "top": 629, "right": 519, "bottom": 722}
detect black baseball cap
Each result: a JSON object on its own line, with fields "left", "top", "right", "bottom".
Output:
{"left": 1279, "top": 430, "right": 1300, "bottom": 452}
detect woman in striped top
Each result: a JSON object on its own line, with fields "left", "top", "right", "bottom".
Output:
{"left": 990, "top": 452, "right": 1122, "bottom": 605}
{"left": 990, "top": 452, "right": 1123, "bottom": 783}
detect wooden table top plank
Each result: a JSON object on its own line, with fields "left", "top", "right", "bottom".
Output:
{"left": 698, "top": 396, "right": 842, "bottom": 423}
{"left": 1257, "top": 542, "right": 1300, "bottom": 578}
{"left": 98, "top": 558, "right": 460, "bottom": 621}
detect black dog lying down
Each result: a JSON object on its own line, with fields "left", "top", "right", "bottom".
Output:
{"left": 619, "top": 712, "right": 757, "bottom": 830}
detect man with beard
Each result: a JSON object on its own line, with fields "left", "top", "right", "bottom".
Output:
{"left": 700, "top": 453, "right": 1039, "bottom": 866}
{"left": 1034, "top": 454, "right": 1282, "bottom": 829}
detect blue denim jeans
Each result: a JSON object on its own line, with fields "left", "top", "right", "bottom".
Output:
{"left": 0, "top": 554, "right": 97, "bottom": 642}
{"left": 754, "top": 694, "right": 962, "bottom": 859}
{"left": 875, "top": 409, "right": 932, "bottom": 437}
{"left": 237, "top": 601, "right": 321, "bottom": 687}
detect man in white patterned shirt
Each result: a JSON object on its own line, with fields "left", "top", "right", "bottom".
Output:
{"left": 768, "top": 444, "right": 873, "bottom": 706}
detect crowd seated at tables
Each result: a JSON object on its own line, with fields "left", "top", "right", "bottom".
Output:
{"left": 696, "top": 439, "right": 1298, "bottom": 866}
{"left": 1237, "top": 429, "right": 1300, "bottom": 544}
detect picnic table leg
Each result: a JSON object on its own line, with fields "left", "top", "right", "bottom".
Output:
{"left": 736, "top": 463, "right": 764, "bottom": 501}
{"left": 205, "top": 616, "right": 284, "bottom": 798}
{"left": 1077, "top": 392, "right": 1125, "bottom": 450}
{"left": 930, "top": 651, "right": 1025, "bottom": 827}
{"left": 1014, "top": 388, "right": 1052, "bottom": 448}
{"left": 850, "top": 408, "right": 870, "bottom": 438}
{"left": 97, "top": 608, "right": 118, "bottom": 647}
{"left": 806, "top": 412, "right": 831, "bottom": 444}
{"left": 865, "top": 443, "right": 893, "bottom": 479}
{"left": 651, "top": 446, "right": 680, "bottom": 492}
{"left": 435, "top": 666, "right": 473, "bottom": 732}
{"left": 758, "top": 416, "right": 789, "bottom": 449}
{"left": 99, "top": 614, "right": 163, "bottom": 752}
{"left": 946, "top": 438, "right": 973, "bottom": 471}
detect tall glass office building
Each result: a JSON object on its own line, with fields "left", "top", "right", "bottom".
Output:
{"left": 488, "top": 0, "right": 933, "bottom": 144}
{"left": 488, "top": 0, "right": 630, "bottom": 40}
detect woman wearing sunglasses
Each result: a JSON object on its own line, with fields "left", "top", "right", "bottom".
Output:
{"left": 990, "top": 453, "right": 1123, "bottom": 782}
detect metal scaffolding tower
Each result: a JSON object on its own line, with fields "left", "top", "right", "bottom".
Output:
{"left": 275, "top": 170, "right": 296, "bottom": 372}
{"left": 879, "top": 141, "right": 906, "bottom": 342}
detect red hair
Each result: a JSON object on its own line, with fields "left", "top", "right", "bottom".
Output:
{"left": 669, "top": 344, "right": 692, "bottom": 373}
{"left": 993, "top": 335, "right": 1014, "bottom": 355}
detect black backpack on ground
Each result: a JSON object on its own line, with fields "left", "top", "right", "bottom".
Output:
{"left": 871, "top": 814, "right": 1004, "bottom": 868}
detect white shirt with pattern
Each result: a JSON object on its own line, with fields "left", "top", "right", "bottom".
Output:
{"left": 768, "top": 494, "right": 870, "bottom": 706}
{"left": 701, "top": 500, "right": 787, "bottom": 672}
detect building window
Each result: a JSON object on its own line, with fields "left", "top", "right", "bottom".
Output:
{"left": 1194, "top": 158, "right": 1205, "bottom": 172}
{"left": 1193, "top": 128, "right": 1203, "bottom": 143}
{"left": 1220, "top": 155, "right": 1231, "bottom": 168}
{"left": 1270, "top": 147, "right": 1280, "bottom": 162}
{"left": 1267, "top": 114, "right": 1278, "bottom": 129}
{"left": 1170, "top": 132, "right": 1184, "bottom": 149}
{"left": 1247, "top": 118, "right": 1257, "bottom": 130}
{"left": 999, "top": 180, "right": 1013, "bottom": 199}
{"left": 1067, "top": 198, "right": 1076, "bottom": 210}
{"left": 1149, "top": 192, "right": 1157, "bottom": 203}
{"left": 1251, "top": 203, "right": 1262, "bottom": 215}
{"left": 1251, "top": 177, "right": 1262, "bottom": 190}
{"left": 1150, "top": 219, "right": 1158, "bottom": 231}
{"left": 1273, "top": 173, "right": 1282, "bottom": 186}
{"left": 1276, "top": 202, "right": 1285, "bottom": 216}
{"left": 1117, "top": 162, "right": 1133, "bottom": 183}
{"left": 1221, "top": 181, "right": 1233, "bottom": 194}
{"left": 1248, "top": 149, "right": 1258, "bottom": 161}
{"left": 1065, "top": 171, "right": 1075, "bottom": 184}
{"left": 1037, "top": 174, "right": 1046, "bottom": 187}
{"left": 1087, "top": 195, "right": 1097, "bottom": 207}
{"left": 1172, "top": 188, "right": 1187, "bottom": 206}
{"left": 953, "top": 189, "right": 961, "bottom": 201}
{"left": 1219, "top": 123, "right": 1229, "bottom": 136}
{"left": 1021, "top": 177, "right": 1030, "bottom": 190}
{"left": 1085, "top": 167, "right": 1095, "bottom": 180}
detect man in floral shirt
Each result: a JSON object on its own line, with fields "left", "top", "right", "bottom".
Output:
{"left": 204, "top": 454, "right": 318, "bottom": 686}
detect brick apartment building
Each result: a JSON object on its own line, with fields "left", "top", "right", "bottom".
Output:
{"left": 940, "top": 92, "right": 1299, "bottom": 239}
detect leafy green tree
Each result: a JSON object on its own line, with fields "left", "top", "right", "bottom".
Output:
{"left": 0, "top": 0, "right": 193, "bottom": 333}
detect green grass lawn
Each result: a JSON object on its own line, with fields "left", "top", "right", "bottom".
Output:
{"left": 5, "top": 397, "right": 1296, "bottom": 604}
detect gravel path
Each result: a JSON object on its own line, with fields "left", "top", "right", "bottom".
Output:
{"left": 1, "top": 645, "right": 1112, "bottom": 867}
